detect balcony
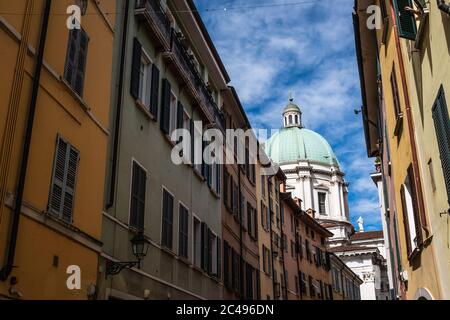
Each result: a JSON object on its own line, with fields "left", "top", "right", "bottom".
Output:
{"left": 136, "top": 1, "right": 224, "bottom": 131}
{"left": 135, "top": 0, "right": 171, "bottom": 50}
{"left": 164, "top": 30, "right": 224, "bottom": 131}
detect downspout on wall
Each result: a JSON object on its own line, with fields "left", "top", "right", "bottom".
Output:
{"left": 106, "top": 0, "right": 130, "bottom": 209}
{"left": 0, "top": 0, "right": 52, "bottom": 281}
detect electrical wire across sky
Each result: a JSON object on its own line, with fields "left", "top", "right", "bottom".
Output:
{"left": 0, "top": 0, "right": 348, "bottom": 15}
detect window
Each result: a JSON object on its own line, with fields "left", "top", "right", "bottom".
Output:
{"left": 224, "top": 241, "right": 232, "bottom": 289}
{"left": 432, "top": 86, "right": 450, "bottom": 204}
{"left": 232, "top": 249, "right": 240, "bottom": 292}
{"left": 306, "top": 240, "right": 311, "bottom": 262}
{"left": 318, "top": 192, "right": 327, "bottom": 215}
{"left": 179, "top": 204, "right": 189, "bottom": 259}
{"left": 390, "top": 66, "right": 403, "bottom": 125}
{"left": 224, "top": 169, "right": 230, "bottom": 206}
{"left": 289, "top": 115, "right": 293, "bottom": 125}
{"left": 130, "top": 161, "right": 146, "bottom": 230}
{"left": 309, "top": 276, "right": 315, "bottom": 297}
{"left": 49, "top": 136, "right": 79, "bottom": 223}
{"left": 169, "top": 91, "right": 178, "bottom": 134}
{"left": 262, "top": 245, "right": 271, "bottom": 275}
{"left": 261, "top": 175, "right": 266, "bottom": 199}
{"left": 160, "top": 80, "right": 177, "bottom": 135}
{"left": 392, "top": 0, "right": 417, "bottom": 40}
{"left": 294, "top": 275, "right": 299, "bottom": 294}
{"left": 208, "top": 230, "right": 219, "bottom": 277}
{"left": 400, "top": 166, "right": 423, "bottom": 256}
{"left": 245, "top": 263, "right": 255, "bottom": 300}
{"left": 130, "top": 38, "right": 160, "bottom": 116}
{"left": 247, "top": 203, "right": 257, "bottom": 240}
{"left": 193, "top": 217, "right": 201, "bottom": 268}
{"left": 300, "top": 272, "right": 307, "bottom": 294}
{"left": 64, "top": 29, "right": 88, "bottom": 96}
{"left": 161, "top": 189, "right": 174, "bottom": 249}
{"left": 291, "top": 241, "right": 295, "bottom": 258}
{"left": 138, "top": 51, "right": 152, "bottom": 107}
{"left": 194, "top": 125, "right": 203, "bottom": 173}
{"left": 428, "top": 159, "right": 437, "bottom": 192}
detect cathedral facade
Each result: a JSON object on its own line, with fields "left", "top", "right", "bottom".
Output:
{"left": 265, "top": 98, "right": 391, "bottom": 300}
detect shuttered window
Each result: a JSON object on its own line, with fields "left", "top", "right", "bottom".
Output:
{"left": 160, "top": 79, "right": 171, "bottom": 134}
{"left": 391, "top": 66, "right": 402, "bottom": 119}
{"left": 393, "top": 0, "right": 417, "bottom": 40}
{"left": 432, "top": 87, "right": 450, "bottom": 205}
{"left": 400, "top": 166, "right": 423, "bottom": 257}
{"left": 49, "top": 136, "right": 79, "bottom": 224}
{"left": 178, "top": 204, "right": 189, "bottom": 258}
{"left": 130, "top": 37, "right": 160, "bottom": 117}
{"left": 161, "top": 189, "right": 174, "bottom": 249}
{"left": 223, "top": 241, "right": 231, "bottom": 289}
{"left": 224, "top": 169, "right": 229, "bottom": 206}
{"left": 130, "top": 161, "right": 146, "bottom": 230}
{"left": 64, "top": 29, "right": 89, "bottom": 97}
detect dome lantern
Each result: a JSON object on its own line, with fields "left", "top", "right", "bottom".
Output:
{"left": 283, "top": 94, "right": 302, "bottom": 128}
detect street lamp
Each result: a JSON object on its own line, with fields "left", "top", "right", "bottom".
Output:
{"left": 106, "top": 231, "right": 150, "bottom": 276}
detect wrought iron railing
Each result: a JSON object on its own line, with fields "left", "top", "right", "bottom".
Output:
{"left": 135, "top": 0, "right": 171, "bottom": 47}
{"left": 169, "top": 30, "right": 224, "bottom": 131}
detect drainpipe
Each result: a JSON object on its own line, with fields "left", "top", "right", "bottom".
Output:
{"left": 106, "top": 0, "right": 130, "bottom": 209}
{"left": 389, "top": 1, "right": 428, "bottom": 234}
{"left": 438, "top": 0, "right": 450, "bottom": 14}
{"left": 0, "top": 0, "right": 52, "bottom": 281}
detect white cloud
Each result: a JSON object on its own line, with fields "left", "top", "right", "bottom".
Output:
{"left": 195, "top": 0, "right": 381, "bottom": 230}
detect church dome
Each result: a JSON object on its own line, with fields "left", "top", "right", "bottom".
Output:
{"left": 265, "top": 126, "right": 340, "bottom": 166}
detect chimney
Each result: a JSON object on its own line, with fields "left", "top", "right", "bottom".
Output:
{"left": 293, "top": 197, "right": 302, "bottom": 209}
{"left": 306, "top": 209, "right": 316, "bottom": 218}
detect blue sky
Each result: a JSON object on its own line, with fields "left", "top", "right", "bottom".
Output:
{"left": 194, "top": 0, "right": 382, "bottom": 231}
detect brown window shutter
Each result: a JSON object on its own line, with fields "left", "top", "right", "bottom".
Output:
{"left": 400, "top": 185, "right": 412, "bottom": 256}
{"left": 408, "top": 166, "right": 424, "bottom": 246}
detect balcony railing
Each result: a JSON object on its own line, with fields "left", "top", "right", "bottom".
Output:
{"left": 136, "top": 1, "right": 224, "bottom": 131}
{"left": 135, "top": 0, "right": 171, "bottom": 49}
{"left": 167, "top": 29, "right": 224, "bottom": 131}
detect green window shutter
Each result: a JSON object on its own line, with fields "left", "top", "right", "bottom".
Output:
{"left": 178, "top": 205, "right": 188, "bottom": 258}
{"left": 216, "top": 236, "right": 222, "bottom": 278}
{"left": 150, "top": 64, "right": 160, "bottom": 117}
{"left": 414, "top": 0, "right": 426, "bottom": 10}
{"left": 130, "top": 161, "right": 146, "bottom": 229}
{"left": 49, "top": 136, "right": 79, "bottom": 224}
{"left": 162, "top": 190, "right": 173, "bottom": 249}
{"left": 160, "top": 79, "right": 171, "bottom": 134}
{"left": 64, "top": 29, "right": 89, "bottom": 96}
{"left": 176, "top": 101, "right": 184, "bottom": 130}
{"left": 432, "top": 87, "right": 450, "bottom": 205}
{"left": 130, "top": 37, "right": 142, "bottom": 99}
{"left": 393, "top": 0, "right": 417, "bottom": 40}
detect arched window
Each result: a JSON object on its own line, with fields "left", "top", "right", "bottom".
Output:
{"left": 295, "top": 115, "right": 299, "bottom": 124}
{"left": 289, "top": 115, "right": 293, "bottom": 124}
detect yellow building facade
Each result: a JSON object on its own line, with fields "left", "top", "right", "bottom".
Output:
{"left": 400, "top": 0, "right": 450, "bottom": 299}
{"left": 0, "top": 0, "right": 115, "bottom": 299}
{"left": 257, "top": 162, "right": 285, "bottom": 300}
{"left": 354, "top": 0, "right": 449, "bottom": 300}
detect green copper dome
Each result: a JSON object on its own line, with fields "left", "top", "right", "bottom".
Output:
{"left": 265, "top": 127, "right": 340, "bottom": 166}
